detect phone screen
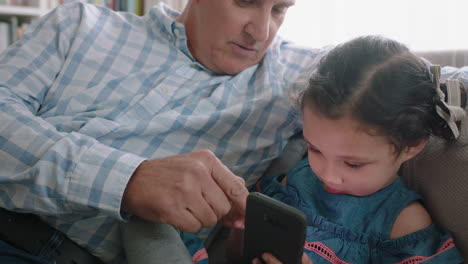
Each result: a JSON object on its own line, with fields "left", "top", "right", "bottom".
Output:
{"left": 243, "top": 192, "right": 307, "bottom": 264}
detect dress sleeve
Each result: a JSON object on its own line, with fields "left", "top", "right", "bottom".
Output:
{"left": 374, "top": 224, "right": 464, "bottom": 264}
{"left": 180, "top": 232, "right": 209, "bottom": 264}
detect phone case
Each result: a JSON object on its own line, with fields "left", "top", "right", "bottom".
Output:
{"left": 243, "top": 192, "right": 307, "bottom": 264}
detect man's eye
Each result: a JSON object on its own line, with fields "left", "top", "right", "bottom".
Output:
{"left": 345, "top": 162, "right": 362, "bottom": 169}
{"left": 273, "top": 6, "right": 288, "bottom": 16}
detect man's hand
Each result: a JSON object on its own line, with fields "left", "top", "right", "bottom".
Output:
{"left": 121, "top": 150, "right": 248, "bottom": 233}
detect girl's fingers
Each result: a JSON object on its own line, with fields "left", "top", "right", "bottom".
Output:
{"left": 302, "top": 253, "right": 314, "bottom": 264}
{"left": 252, "top": 252, "right": 311, "bottom": 264}
{"left": 261, "top": 253, "right": 282, "bottom": 264}
{"left": 252, "top": 258, "right": 262, "bottom": 264}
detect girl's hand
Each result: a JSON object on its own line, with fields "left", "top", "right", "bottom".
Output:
{"left": 252, "top": 252, "right": 313, "bottom": 264}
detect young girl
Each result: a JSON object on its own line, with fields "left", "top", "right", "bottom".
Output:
{"left": 180, "top": 35, "right": 466, "bottom": 264}
{"left": 251, "top": 35, "right": 466, "bottom": 264}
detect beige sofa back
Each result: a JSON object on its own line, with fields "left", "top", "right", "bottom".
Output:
{"left": 415, "top": 50, "right": 468, "bottom": 68}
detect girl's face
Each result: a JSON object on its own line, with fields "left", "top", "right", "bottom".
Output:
{"left": 302, "top": 107, "right": 424, "bottom": 197}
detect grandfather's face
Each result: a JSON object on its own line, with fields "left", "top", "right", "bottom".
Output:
{"left": 181, "top": 0, "right": 295, "bottom": 75}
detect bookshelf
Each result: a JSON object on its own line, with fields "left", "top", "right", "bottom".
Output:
{"left": 0, "top": 5, "right": 45, "bottom": 17}
{"left": 0, "top": 0, "right": 184, "bottom": 52}
{"left": 0, "top": 0, "right": 54, "bottom": 18}
{"left": 0, "top": 0, "right": 57, "bottom": 51}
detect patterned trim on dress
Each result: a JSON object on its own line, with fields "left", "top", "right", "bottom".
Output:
{"left": 390, "top": 238, "right": 456, "bottom": 264}
{"left": 192, "top": 248, "right": 208, "bottom": 263}
{"left": 304, "top": 241, "right": 353, "bottom": 264}
{"left": 255, "top": 181, "right": 263, "bottom": 193}
{"left": 304, "top": 238, "right": 455, "bottom": 264}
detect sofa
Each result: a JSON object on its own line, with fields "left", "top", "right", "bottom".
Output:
{"left": 405, "top": 49, "right": 468, "bottom": 260}
{"left": 415, "top": 50, "right": 468, "bottom": 68}
{"left": 401, "top": 50, "right": 468, "bottom": 261}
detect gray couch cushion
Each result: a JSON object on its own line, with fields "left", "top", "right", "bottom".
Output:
{"left": 262, "top": 132, "right": 308, "bottom": 179}
{"left": 415, "top": 50, "right": 468, "bottom": 68}
{"left": 400, "top": 105, "right": 468, "bottom": 260}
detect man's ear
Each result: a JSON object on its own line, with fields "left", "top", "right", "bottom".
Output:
{"left": 401, "top": 138, "right": 429, "bottom": 162}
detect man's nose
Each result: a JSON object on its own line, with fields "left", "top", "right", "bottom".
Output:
{"left": 244, "top": 11, "right": 271, "bottom": 42}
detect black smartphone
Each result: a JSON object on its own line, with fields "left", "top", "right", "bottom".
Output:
{"left": 243, "top": 192, "right": 307, "bottom": 264}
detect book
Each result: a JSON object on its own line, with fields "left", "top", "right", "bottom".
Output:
{"left": 9, "top": 16, "right": 18, "bottom": 43}
{"left": 0, "top": 21, "right": 10, "bottom": 53}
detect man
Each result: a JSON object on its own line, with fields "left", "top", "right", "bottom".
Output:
{"left": 0, "top": 0, "right": 326, "bottom": 263}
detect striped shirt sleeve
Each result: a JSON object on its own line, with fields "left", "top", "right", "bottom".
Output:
{"left": 0, "top": 3, "right": 145, "bottom": 220}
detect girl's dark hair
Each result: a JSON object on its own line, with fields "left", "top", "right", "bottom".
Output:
{"left": 299, "top": 36, "right": 466, "bottom": 153}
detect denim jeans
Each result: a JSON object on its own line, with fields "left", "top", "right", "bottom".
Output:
{"left": 0, "top": 240, "right": 56, "bottom": 264}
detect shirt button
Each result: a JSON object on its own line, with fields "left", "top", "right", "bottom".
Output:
{"left": 161, "top": 87, "right": 169, "bottom": 94}
{"left": 173, "top": 28, "right": 180, "bottom": 36}
{"left": 166, "top": 34, "right": 173, "bottom": 41}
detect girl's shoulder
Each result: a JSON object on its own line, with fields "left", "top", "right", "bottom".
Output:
{"left": 390, "top": 201, "right": 432, "bottom": 239}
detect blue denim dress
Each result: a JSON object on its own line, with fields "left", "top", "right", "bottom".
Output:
{"left": 254, "top": 158, "right": 464, "bottom": 264}
{"left": 180, "top": 232, "right": 208, "bottom": 264}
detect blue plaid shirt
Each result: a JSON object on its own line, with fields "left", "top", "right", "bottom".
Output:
{"left": 0, "top": 2, "right": 328, "bottom": 263}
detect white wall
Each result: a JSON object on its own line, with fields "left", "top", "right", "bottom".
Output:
{"left": 145, "top": 0, "right": 187, "bottom": 12}
{"left": 279, "top": 0, "right": 468, "bottom": 51}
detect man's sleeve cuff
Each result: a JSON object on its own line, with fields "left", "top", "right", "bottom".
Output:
{"left": 67, "top": 140, "right": 146, "bottom": 220}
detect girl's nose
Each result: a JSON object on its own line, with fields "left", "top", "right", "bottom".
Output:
{"left": 320, "top": 166, "right": 344, "bottom": 185}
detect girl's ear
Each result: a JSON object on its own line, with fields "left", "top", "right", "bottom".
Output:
{"left": 401, "top": 138, "right": 429, "bottom": 162}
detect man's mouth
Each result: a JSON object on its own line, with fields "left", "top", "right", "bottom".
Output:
{"left": 232, "top": 42, "right": 258, "bottom": 52}
{"left": 237, "top": 44, "right": 256, "bottom": 51}
{"left": 228, "top": 42, "right": 259, "bottom": 59}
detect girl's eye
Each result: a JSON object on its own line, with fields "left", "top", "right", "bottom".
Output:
{"left": 308, "top": 146, "right": 320, "bottom": 153}
{"left": 345, "top": 162, "right": 362, "bottom": 169}
{"left": 237, "top": 0, "right": 255, "bottom": 6}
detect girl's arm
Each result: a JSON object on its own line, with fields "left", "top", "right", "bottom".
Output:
{"left": 390, "top": 201, "right": 433, "bottom": 239}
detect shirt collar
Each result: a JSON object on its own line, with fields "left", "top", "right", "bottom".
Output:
{"left": 152, "top": 2, "right": 181, "bottom": 36}
{"left": 151, "top": 3, "right": 214, "bottom": 71}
